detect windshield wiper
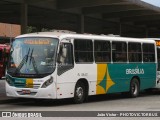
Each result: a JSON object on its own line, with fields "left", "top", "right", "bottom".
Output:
{"left": 29, "top": 48, "right": 33, "bottom": 65}
{"left": 14, "top": 48, "right": 39, "bottom": 75}
{"left": 26, "top": 48, "right": 30, "bottom": 63}
{"left": 14, "top": 48, "right": 30, "bottom": 74}
{"left": 14, "top": 48, "right": 39, "bottom": 74}
{"left": 29, "top": 49, "right": 39, "bottom": 74}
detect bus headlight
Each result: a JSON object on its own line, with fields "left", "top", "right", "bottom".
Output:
{"left": 6, "top": 77, "right": 13, "bottom": 86}
{"left": 41, "top": 77, "right": 53, "bottom": 88}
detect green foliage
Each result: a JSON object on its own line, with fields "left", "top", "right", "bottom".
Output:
{"left": 41, "top": 28, "right": 50, "bottom": 32}
{"left": 26, "top": 26, "right": 51, "bottom": 33}
{"left": 26, "top": 26, "right": 38, "bottom": 33}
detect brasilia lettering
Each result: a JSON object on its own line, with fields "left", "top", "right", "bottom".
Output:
{"left": 126, "top": 68, "right": 144, "bottom": 74}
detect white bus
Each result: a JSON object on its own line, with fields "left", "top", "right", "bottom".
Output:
{"left": 6, "top": 31, "right": 157, "bottom": 103}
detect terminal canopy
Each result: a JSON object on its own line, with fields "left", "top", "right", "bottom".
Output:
{"left": 1, "top": 0, "right": 160, "bottom": 37}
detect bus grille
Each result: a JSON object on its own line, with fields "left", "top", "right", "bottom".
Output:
{"left": 14, "top": 83, "right": 41, "bottom": 89}
{"left": 17, "top": 91, "right": 37, "bottom": 96}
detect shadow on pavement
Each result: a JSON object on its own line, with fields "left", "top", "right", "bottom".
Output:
{"left": 0, "top": 90, "right": 159, "bottom": 107}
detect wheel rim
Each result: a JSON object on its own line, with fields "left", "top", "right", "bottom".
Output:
{"left": 76, "top": 86, "right": 84, "bottom": 100}
{"left": 131, "top": 82, "right": 138, "bottom": 95}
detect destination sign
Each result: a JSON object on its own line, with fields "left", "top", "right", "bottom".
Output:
{"left": 24, "top": 39, "right": 50, "bottom": 45}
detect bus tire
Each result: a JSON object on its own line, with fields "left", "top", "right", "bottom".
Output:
{"left": 129, "top": 78, "right": 140, "bottom": 98}
{"left": 73, "top": 81, "right": 86, "bottom": 104}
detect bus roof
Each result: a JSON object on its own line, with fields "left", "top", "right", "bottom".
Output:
{"left": 147, "top": 38, "right": 160, "bottom": 40}
{"left": 16, "top": 31, "right": 155, "bottom": 44}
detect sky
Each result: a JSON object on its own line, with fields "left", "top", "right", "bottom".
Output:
{"left": 141, "top": 0, "right": 160, "bottom": 7}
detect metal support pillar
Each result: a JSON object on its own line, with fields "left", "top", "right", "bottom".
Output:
{"left": 78, "top": 14, "right": 84, "bottom": 33}
{"left": 145, "top": 27, "right": 149, "bottom": 38}
{"left": 21, "top": 0, "right": 28, "bottom": 34}
{"left": 119, "top": 23, "right": 122, "bottom": 36}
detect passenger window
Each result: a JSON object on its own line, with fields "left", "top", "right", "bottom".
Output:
{"left": 128, "top": 43, "right": 142, "bottom": 62}
{"left": 94, "top": 40, "right": 111, "bottom": 63}
{"left": 143, "top": 43, "right": 155, "bottom": 62}
{"left": 74, "top": 39, "right": 93, "bottom": 63}
{"left": 112, "top": 42, "right": 127, "bottom": 62}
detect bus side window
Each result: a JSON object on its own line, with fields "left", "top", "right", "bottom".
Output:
{"left": 74, "top": 39, "right": 93, "bottom": 63}
{"left": 143, "top": 43, "right": 155, "bottom": 62}
{"left": 128, "top": 42, "right": 142, "bottom": 62}
{"left": 94, "top": 40, "right": 111, "bottom": 63}
{"left": 58, "top": 43, "right": 74, "bottom": 75}
{"left": 58, "top": 43, "right": 73, "bottom": 65}
{"left": 112, "top": 42, "right": 127, "bottom": 62}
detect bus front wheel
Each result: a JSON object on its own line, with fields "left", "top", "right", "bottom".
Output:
{"left": 73, "top": 81, "right": 86, "bottom": 104}
{"left": 129, "top": 78, "right": 140, "bottom": 98}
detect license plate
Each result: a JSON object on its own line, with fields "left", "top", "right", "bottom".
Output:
{"left": 22, "top": 90, "right": 31, "bottom": 94}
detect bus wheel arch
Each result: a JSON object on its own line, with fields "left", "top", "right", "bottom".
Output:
{"left": 73, "top": 79, "right": 89, "bottom": 104}
{"left": 129, "top": 76, "right": 140, "bottom": 98}
{"left": 131, "top": 76, "right": 140, "bottom": 87}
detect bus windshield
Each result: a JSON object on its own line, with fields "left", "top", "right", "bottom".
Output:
{"left": 7, "top": 37, "right": 59, "bottom": 77}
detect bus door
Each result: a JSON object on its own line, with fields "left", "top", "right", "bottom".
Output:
{"left": 156, "top": 41, "right": 160, "bottom": 88}
{"left": 56, "top": 40, "right": 74, "bottom": 98}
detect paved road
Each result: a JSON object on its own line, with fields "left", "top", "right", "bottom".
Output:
{"left": 0, "top": 79, "right": 160, "bottom": 120}
{"left": 0, "top": 78, "right": 7, "bottom": 100}
{"left": 0, "top": 91, "right": 160, "bottom": 111}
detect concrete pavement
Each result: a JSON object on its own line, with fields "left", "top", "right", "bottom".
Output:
{"left": 0, "top": 78, "right": 14, "bottom": 103}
